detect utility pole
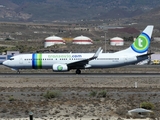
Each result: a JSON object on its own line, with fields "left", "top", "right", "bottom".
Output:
{"left": 105, "top": 32, "right": 106, "bottom": 53}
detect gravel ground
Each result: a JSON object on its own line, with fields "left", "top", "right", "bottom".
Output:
{"left": 0, "top": 66, "right": 160, "bottom": 120}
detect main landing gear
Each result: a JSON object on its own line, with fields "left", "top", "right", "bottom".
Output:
{"left": 16, "top": 70, "right": 20, "bottom": 74}
{"left": 76, "top": 69, "right": 81, "bottom": 74}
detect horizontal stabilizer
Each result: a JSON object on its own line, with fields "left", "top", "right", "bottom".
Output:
{"left": 137, "top": 52, "right": 154, "bottom": 57}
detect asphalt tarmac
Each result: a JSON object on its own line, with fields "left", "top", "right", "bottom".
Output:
{"left": 0, "top": 72, "right": 160, "bottom": 78}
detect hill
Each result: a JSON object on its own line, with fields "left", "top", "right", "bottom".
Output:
{"left": 0, "top": 0, "right": 160, "bottom": 22}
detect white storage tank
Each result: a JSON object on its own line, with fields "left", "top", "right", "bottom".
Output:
{"left": 72, "top": 35, "right": 93, "bottom": 44}
{"left": 110, "top": 37, "right": 124, "bottom": 46}
{"left": 44, "top": 36, "right": 65, "bottom": 48}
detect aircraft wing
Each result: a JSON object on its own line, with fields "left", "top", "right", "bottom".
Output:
{"left": 67, "top": 47, "right": 102, "bottom": 69}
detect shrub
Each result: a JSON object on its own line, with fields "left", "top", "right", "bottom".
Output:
{"left": 89, "top": 90, "right": 97, "bottom": 97}
{"left": 43, "top": 90, "right": 61, "bottom": 99}
{"left": 140, "top": 101, "right": 154, "bottom": 110}
{"left": 97, "top": 90, "right": 107, "bottom": 98}
{"left": 8, "top": 96, "right": 15, "bottom": 102}
{"left": 1, "top": 108, "right": 8, "bottom": 113}
{"left": 5, "top": 38, "right": 12, "bottom": 40}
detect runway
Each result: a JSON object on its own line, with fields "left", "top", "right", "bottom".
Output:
{"left": 0, "top": 65, "right": 160, "bottom": 78}
{"left": 0, "top": 72, "right": 160, "bottom": 78}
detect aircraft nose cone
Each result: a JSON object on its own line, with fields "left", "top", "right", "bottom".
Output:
{"left": 3, "top": 60, "right": 9, "bottom": 66}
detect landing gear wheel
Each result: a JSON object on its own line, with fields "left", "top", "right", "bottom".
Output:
{"left": 76, "top": 69, "right": 81, "bottom": 74}
{"left": 17, "top": 70, "right": 20, "bottom": 74}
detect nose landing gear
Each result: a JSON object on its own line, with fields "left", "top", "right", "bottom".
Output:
{"left": 11, "top": 68, "right": 20, "bottom": 74}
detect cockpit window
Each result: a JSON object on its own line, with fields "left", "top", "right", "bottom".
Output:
{"left": 10, "top": 58, "right": 14, "bottom": 60}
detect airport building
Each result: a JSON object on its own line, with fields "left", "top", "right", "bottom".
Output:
{"left": 44, "top": 35, "right": 65, "bottom": 48}
{"left": 72, "top": 35, "right": 93, "bottom": 44}
{"left": 110, "top": 37, "right": 124, "bottom": 46}
{"left": 0, "top": 51, "right": 19, "bottom": 64}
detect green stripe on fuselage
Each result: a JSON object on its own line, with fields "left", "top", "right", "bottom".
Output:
{"left": 37, "top": 54, "right": 42, "bottom": 69}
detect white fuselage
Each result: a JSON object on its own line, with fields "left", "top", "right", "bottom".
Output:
{"left": 3, "top": 52, "right": 145, "bottom": 70}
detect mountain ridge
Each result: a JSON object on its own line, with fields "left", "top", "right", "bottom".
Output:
{"left": 0, "top": 0, "right": 159, "bottom": 23}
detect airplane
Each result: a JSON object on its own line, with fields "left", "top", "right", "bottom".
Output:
{"left": 3, "top": 25, "right": 154, "bottom": 74}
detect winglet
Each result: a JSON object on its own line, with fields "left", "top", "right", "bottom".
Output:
{"left": 90, "top": 47, "right": 102, "bottom": 60}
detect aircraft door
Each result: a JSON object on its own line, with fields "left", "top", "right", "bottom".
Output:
{"left": 124, "top": 55, "right": 128, "bottom": 63}
{"left": 19, "top": 57, "right": 23, "bottom": 64}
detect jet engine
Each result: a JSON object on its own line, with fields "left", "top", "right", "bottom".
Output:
{"left": 52, "top": 63, "right": 68, "bottom": 72}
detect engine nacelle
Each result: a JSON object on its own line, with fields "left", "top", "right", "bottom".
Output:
{"left": 52, "top": 63, "right": 68, "bottom": 72}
